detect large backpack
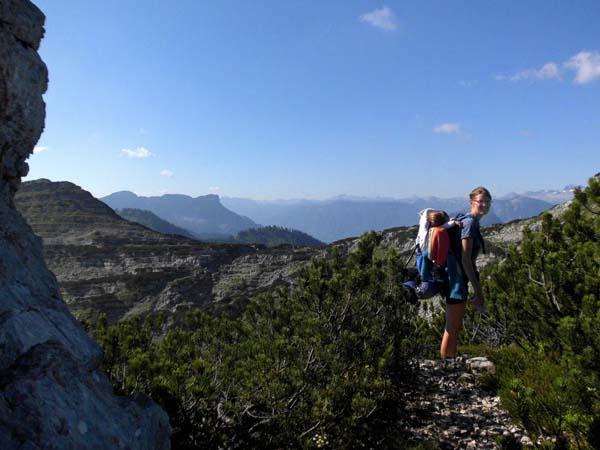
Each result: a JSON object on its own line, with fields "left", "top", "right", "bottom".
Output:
{"left": 412, "top": 209, "right": 459, "bottom": 287}
{"left": 405, "top": 210, "right": 453, "bottom": 299}
{"left": 406, "top": 212, "right": 485, "bottom": 301}
{"left": 413, "top": 212, "right": 484, "bottom": 282}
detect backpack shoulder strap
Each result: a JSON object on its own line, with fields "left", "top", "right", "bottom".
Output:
{"left": 457, "top": 213, "right": 486, "bottom": 254}
{"left": 447, "top": 213, "right": 465, "bottom": 256}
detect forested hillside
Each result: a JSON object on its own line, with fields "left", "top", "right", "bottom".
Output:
{"left": 232, "top": 225, "right": 325, "bottom": 247}
{"left": 116, "top": 207, "right": 196, "bottom": 239}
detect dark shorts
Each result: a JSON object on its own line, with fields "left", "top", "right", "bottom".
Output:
{"left": 445, "top": 254, "right": 478, "bottom": 305}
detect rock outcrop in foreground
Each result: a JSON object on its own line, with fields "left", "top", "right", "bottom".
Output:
{"left": 0, "top": 2, "right": 170, "bottom": 448}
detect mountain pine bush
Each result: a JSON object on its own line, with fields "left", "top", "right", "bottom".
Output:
{"left": 96, "top": 232, "right": 431, "bottom": 449}
{"left": 481, "top": 174, "right": 600, "bottom": 448}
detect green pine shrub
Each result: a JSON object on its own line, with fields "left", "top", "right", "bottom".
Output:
{"left": 479, "top": 174, "right": 600, "bottom": 449}
{"left": 96, "top": 231, "right": 432, "bottom": 449}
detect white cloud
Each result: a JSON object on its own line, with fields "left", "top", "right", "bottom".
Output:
{"left": 208, "top": 186, "right": 221, "bottom": 192}
{"left": 160, "top": 169, "right": 173, "bottom": 177}
{"left": 496, "top": 50, "right": 600, "bottom": 84}
{"left": 458, "top": 80, "right": 477, "bottom": 87}
{"left": 33, "top": 145, "right": 48, "bottom": 154}
{"left": 564, "top": 51, "right": 600, "bottom": 84}
{"left": 433, "top": 123, "right": 461, "bottom": 134}
{"left": 120, "top": 147, "right": 154, "bottom": 158}
{"left": 359, "top": 6, "right": 398, "bottom": 31}
{"left": 496, "top": 62, "right": 561, "bottom": 82}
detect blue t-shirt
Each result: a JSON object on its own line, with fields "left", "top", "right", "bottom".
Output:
{"left": 460, "top": 215, "right": 484, "bottom": 263}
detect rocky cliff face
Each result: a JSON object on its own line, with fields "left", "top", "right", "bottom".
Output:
{"left": 0, "top": 2, "right": 170, "bottom": 448}
{"left": 16, "top": 179, "right": 319, "bottom": 324}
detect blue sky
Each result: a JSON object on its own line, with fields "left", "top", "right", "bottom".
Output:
{"left": 27, "top": 1, "right": 600, "bottom": 200}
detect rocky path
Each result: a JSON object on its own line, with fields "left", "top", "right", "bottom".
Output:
{"left": 400, "top": 357, "right": 534, "bottom": 449}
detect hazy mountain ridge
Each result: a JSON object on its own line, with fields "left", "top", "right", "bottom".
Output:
{"left": 116, "top": 207, "right": 325, "bottom": 248}
{"left": 500, "top": 185, "right": 576, "bottom": 203}
{"left": 222, "top": 193, "right": 562, "bottom": 242}
{"left": 101, "top": 190, "right": 257, "bottom": 237}
{"left": 98, "top": 187, "right": 572, "bottom": 244}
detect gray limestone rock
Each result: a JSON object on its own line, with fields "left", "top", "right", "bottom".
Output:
{"left": 402, "top": 356, "right": 528, "bottom": 449}
{"left": 466, "top": 356, "right": 497, "bottom": 376}
{"left": 1, "top": 341, "right": 170, "bottom": 450}
{"left": 0, "top": 1, "right": 170, "bottom": 448}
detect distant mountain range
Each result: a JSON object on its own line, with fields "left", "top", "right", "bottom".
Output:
{"left": 101, "top": 185, "right": 575, "bottom": 243}
{"left": 499, "top": 185, "right": 576, "bottom": 204}
{"left": 117, "top": 207, "right": 325, "bottom": 248}
{"left": 101, "top": 190, "right": 257, "bottom": 239}
{"left": 221, "top": 189, "right": 573, "bottom": 242}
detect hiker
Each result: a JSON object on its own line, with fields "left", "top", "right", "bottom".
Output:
{"left": 440, "top": 186, "right": 492, "bottom": 359}
{"left": 403, "top": 209, "right": 462, "bottom": 301}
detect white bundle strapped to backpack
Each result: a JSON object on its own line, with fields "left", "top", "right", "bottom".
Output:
{"left": 416, "top": 208, "right": 435, "bottom": 252}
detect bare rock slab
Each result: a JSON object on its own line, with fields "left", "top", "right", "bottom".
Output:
{"left": 1, "top": 341, "right": 170, "bottom": 450}
{"left": 0, "top": 1, "right": 171, "bottom": 448}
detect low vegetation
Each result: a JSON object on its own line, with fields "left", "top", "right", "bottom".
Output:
{"left": 96, "top": 233, "right": 434, "bottom": 449}
{"left": 476, "top": 175, "right": 600, "bottom": 449}
{"left": 96, "top": 175, "right": 600, "bottom": 449}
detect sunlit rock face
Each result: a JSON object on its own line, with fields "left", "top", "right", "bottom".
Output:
{"left": 14, "top": 179, "right": 319, "bottom": 326}
{"left": 0, "top": 1, "right": 170, "bottom": 448}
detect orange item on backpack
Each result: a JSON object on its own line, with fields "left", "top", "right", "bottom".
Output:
{"left": 428, "top": 226, "right": 450, "bottom": 266}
